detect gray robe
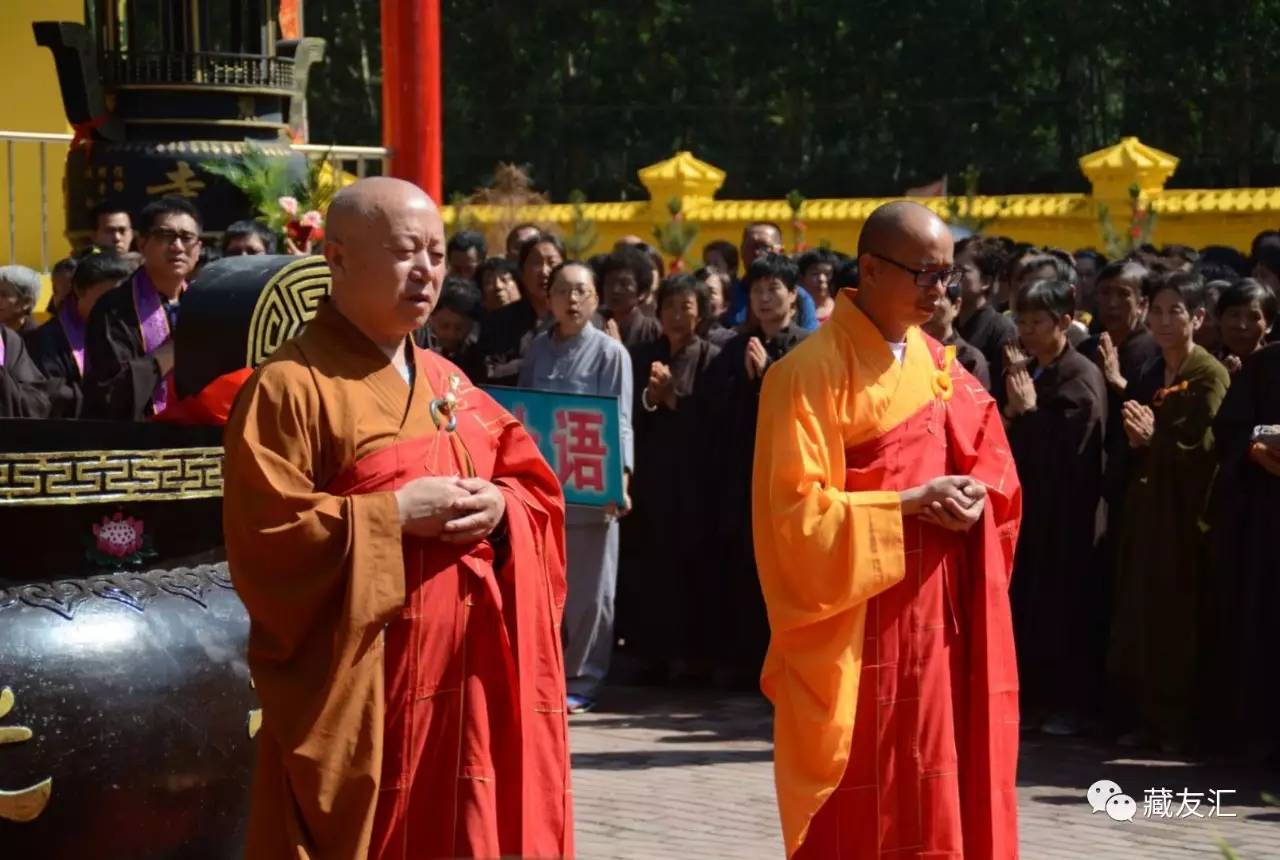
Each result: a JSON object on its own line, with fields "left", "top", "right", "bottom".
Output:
{"left": 519, "top": 324, "right": 634, "bottom": 698}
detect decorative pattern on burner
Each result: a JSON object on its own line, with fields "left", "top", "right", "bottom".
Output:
{"left": 0, "top": 448, "right": 223, "bottom": 507}
{"left": 245, "top": 255, "right": 332, "bottom": 367}
{"left": 0, "top": 564, "right": 234, "bottom": 619}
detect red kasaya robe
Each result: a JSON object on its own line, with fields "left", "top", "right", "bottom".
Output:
{"left": 754, "top": 292, "right": 1022, "bottom": 859}
{"left": 223, "top": 302, "right": 572, "bottom": 860}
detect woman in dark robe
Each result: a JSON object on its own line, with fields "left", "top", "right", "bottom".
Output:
{"left": 1107, "top": 271, "right": 1230, "bottom": 752}
{"left": 0, "top": 265, "right": 42, "bottom": 336}
{"left": 477, "top": 231, "right": 564, "bottom": 385}
{"left": 0, "top": 325, "right": 52, "bottom": 418}
{"left": 1003, "top": 280, "right": 1107, "bottom": 736}
{"left": 1214, "top": 278, "right": 1277, "bottom": 373}
{"left": 27, "top": 251, "right": 133, "bottom": 417}
{"left": 1210, "top": 342, "right": 1280, "bottom": 758}
{"left": 600, "top": 246, "right": 662, "bottom": 351}
{"left": 617, "top": 274, "right": 720, "bottom": 680}
{"left": 703, "top": 253, "right": 809, "bottom": 687}
{"left": 955, "top": 236, "right": 1016, "bottom": 379}
{"left": 1076, "top": 260, "right": 1162, "bottom": 706}
{"left": 693, "top": 266, "right": 738, "bottom": 348}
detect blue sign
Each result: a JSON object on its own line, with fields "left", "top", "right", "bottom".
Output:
{"left": 484, "top": 386, "right": 626, "bottom": 508}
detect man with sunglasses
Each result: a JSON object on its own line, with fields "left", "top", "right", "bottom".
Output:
{"left": 84, "top": 197, "right": 202, "bottom": 420}
{"left": 753, "top": 200, "right": 1022, "bottom": 859}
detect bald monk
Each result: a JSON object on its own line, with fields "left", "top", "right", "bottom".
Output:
{"left": 753, "top": 201, "right": 1023, "bottom": 859}
{"left": 223, "top": 177, "right": 573, "bottom": 859}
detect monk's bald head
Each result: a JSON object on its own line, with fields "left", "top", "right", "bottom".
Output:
{"left": 324, "top": 177, "right": 447, "bottom": 348}
{"left": 327, "top": 176, "right": 438, "bottom": 245}
{"left": 853, "top": 201, "right": 956, "bottom": 340}
{"left": 856, "top": 201, "right": 950, "bottom": 261}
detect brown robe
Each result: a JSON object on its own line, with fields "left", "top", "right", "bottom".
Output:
{"left": 223, "top": 301, "right": 571, "bottom": 859}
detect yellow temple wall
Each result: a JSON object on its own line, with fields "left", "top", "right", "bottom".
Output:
{"left": 0, "top": 0, "right": 79, "bottom": 277}
{"left": 444, "top": 140, "right": 1280, "bottom": 264}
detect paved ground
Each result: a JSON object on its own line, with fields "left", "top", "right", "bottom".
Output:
{"left": 570, "top": 687, "right": 1280, "bottom": 860}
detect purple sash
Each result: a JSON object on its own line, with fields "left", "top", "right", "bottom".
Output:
{"left": 132, "top": 270, "right": 177, "bottom": 414}
{"left": 57, "top": 300, "right": 87, "bottom": 377}
{"left": 0, "top": 330, "right": 5, "bottom": 367}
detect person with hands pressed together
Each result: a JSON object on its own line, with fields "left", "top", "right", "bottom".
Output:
{"left": 752, "top": 201, "right": 1022, "bottom": 859}
{"left": 223, "top": 177, "right": 572, "bottom": 860}
{"left": 620, "top": 274, "right": 721, "bottom": 681}
{"left": 703, "top": 253, "right": 809, "bottom": 686}
{"left": 519, "top": 260, "right": 634, "bottom": 715}
{"left": 1003, "top": 280, "right": 1107, "bottom": 737}
{"left": 1080, "top": 261, "right": 1159, "bottom": 394}
{"left": 1076, "top": 261, "right": 1160, "bottom": 638}
{"left": 1108, "top": 270, "right": 1229, "bottom": 754}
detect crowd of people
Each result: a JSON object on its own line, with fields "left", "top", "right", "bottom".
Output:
{"left": 0, "top": 200, "right": 283, "bottom": 420}
{"left": 1, "top": 199, "right": 1277, "bottom": 759}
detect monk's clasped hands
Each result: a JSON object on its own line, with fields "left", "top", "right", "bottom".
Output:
{"left": 440, "top": 477, "right": 507, "bottom": 544}
{"left": 395, "top": 475, "right": 506, "bottom": 542}
{"left": 899, "top": 475, "right": 987, "bottom": 532}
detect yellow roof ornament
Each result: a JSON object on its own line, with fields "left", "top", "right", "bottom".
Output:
{"left": 638, "top": 151, "right": 726, "bottom": 208}
{"left": 1079, "top": 137, "right": 1179, "bottom": 200}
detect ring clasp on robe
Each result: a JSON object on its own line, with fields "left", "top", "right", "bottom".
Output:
{"left": 430, "top": 397, "right": 458, "bottom": 433}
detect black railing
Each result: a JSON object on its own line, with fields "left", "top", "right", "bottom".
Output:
{"left": 100, "top": 51, "right": 295, "bottom": 89}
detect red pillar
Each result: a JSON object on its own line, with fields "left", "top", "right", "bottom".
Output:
{"left": 380, "top": 0, "right": 443, "bottom": 202}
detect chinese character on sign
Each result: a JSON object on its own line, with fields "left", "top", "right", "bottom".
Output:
{"left": 1143, "top": 787, "right": 1174, "bottom": 818}
{"left": 146, "top": 161, "right": 206, "bottom": 198}
{"left": 552, "top": 408, "right": 607, "bottom": 493}
{"left": 1208, "top": 789, "right": 1236, "bottom": 817}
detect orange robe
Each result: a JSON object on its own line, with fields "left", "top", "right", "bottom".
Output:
{"left": 223, "top": 302, "right": 572, "bottom": 859}
{"left": 753, "top": 291, "right": 1022, "bottom": 858}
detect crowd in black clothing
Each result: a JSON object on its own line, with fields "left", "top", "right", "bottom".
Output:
{"left": 2, "top": 204, "right": 1279, "bottom": 760}
{"left": 417, "top": 223, "right": 1279, "bottom": 761}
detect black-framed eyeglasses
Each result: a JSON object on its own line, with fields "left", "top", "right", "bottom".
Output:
{"left": 149, "top": 228, "right": 201, "bottom": 249}
{"left": 869, "top": 253, "right": 962, "bottom": 289}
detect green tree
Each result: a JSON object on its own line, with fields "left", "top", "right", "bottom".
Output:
{"left": 300, "top": 0, "right": 1280, "bottom": 201}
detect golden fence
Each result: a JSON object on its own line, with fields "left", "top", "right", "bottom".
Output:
{"left": 6, "top": 134, "right": 1278, "bottom": 294}
{"left": 443, "top": 138, "right": 1280, "bottom": 262}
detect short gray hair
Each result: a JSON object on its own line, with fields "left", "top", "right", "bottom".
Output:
{"left": 0, "top": 265, "right": 42, "bottom": 309}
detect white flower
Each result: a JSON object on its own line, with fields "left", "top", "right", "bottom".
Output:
{"left": 278, "top": 196, "right": 299, "bottom": 216}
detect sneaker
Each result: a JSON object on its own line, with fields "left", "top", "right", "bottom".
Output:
{"left": 566, "top": 694, "right": 596, "bottom": 715}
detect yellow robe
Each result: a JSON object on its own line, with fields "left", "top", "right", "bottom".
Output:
{"left": 752, "top": 290, "right": 950, "bottom": 857}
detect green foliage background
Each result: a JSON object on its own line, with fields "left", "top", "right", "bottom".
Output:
{"left": 303, "top": 0, "right": 1280, "bottom": 201}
